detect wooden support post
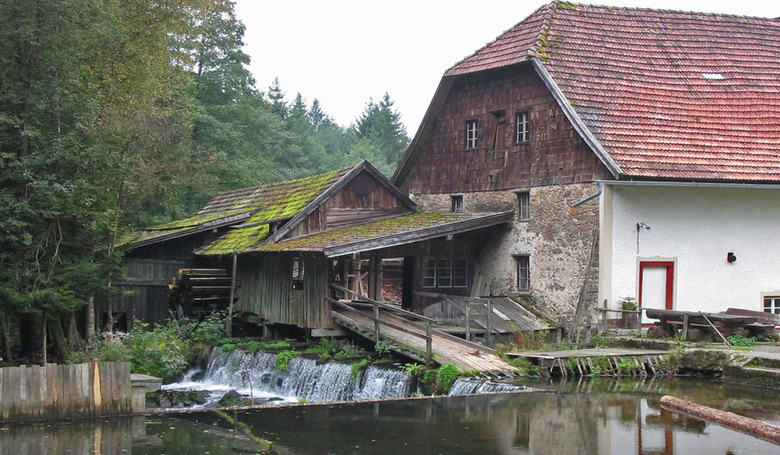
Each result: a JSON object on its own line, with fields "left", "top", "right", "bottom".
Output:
{"left": 465, "top": 302, "right": 471, "bottom": 341}
{"left": 227, "top": 251, "right": 238, "bottom": 337}
{"left": 373, "top": 302, "right": 380, "bottom": 344}
{"left": 486, "top": 299, "right": 493, "bottom": 348}
{"left": 681, "top": 313, "right": 689, "bottom": 341}
{"left": 425, "top": 322, "right": 432, "bottom": 366}
{"left": 636, "top": 308, "right": 642, "bottom": 336}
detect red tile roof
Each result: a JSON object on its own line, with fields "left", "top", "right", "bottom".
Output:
{"left": 446, "top": 1, "right": 780, "bottom": 182}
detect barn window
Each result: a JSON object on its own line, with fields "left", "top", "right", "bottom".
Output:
{"left": 422, "top": 258, "right": 469, "bottom": 289}
{"left": 516, "top": 111, "right": 529, "bottom": 143}
{"left": 451, "top": 195, "right": 463, "bottom": 213}
{"left": 292, "top": 256, "right": 304, "bottom": 290}
{"left": 515, "top": 255, "right": 530, "bottom": 291}
{"left": 466, "top": 120, "right": 478, "bottom": 149}
{"left": 764, "top": 296, "right": 780, "bottom": 314}
{"left": 517, "top": 191, "right": 530, "bottom": 221}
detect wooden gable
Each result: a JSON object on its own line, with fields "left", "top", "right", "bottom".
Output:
{"left": 397, "top": 64, "right": 612, "bottom": 195}
{"left": 283, "top": 169, "right": 414, "bottom": 240}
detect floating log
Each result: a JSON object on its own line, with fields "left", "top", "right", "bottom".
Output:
{"left": 660, "top": 395, "right": 780, "bottom": 445}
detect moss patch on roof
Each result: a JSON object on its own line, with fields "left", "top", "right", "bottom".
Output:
{"left": 199, "top": 167, "right": 349, "bottom": 256}
{"left": 147, "top": 211, "right": 246, "bottom": 231}
{"left": 247, "top": 212, "right": 485, "bottom": 254}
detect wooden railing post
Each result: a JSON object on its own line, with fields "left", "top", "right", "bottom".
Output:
{"left": 425, "top": 321, "right": 432, "bottom": 366}
{"left": 465, "top": 302, "right": 471, "bottom": 341}
{"left": 373, "top": 301, "right": 380, "bottom": 344}
{"left": 486, "top": 299, "right": 493, "bottom": 348}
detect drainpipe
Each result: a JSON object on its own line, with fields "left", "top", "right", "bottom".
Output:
{"left": 572, "top": 181, "right": 604, "bottom": 207}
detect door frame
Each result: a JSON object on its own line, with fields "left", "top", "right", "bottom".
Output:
{"left": 637, "top": 259, "right": 676, "bottom": 310}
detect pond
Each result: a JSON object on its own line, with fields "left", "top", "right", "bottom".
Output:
{"left": 2, "top": 377, "right": 779, "bottom": 455}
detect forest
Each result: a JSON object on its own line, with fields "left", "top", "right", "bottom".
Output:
{"left": 0, "top": 0, "right": 410, "bottom": 365}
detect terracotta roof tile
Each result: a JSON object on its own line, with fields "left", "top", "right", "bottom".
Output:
{"left": 446, "top": 1, "right": 780, "bottom": 182}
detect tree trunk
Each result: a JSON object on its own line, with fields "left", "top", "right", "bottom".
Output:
{"left": 67, "top": 311, "right": 83, "bottom": 352}
{"left": 0, "top": 313, "right": 12, "bottom": 362}
{"left": 41, "top": 313, "right": 47, "bottom": 366}
{"left": 18, "top": 313, "right": 46, "bottom": 365}
{"left": 47, "top": 316, "right": 70, "bottom": 364}
{"left": 85, "top": 295, "right": 95, "bottom": 347}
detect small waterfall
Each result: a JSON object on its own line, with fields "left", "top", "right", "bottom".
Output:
{"left": 164, "top": 349, "right": 412, "bottom": 406}
{"left": 448, "top": 377, "right": 527, "bottom": 395}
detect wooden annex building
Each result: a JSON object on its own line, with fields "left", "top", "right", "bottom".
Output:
{"left": 117, "top": 161, "right": 514, "bottom": 332}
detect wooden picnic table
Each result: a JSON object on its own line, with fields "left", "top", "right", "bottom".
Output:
{"left": 645, "top": 308, "right": 774, "bottom": 341}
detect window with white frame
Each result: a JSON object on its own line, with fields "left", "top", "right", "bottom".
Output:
{"left": 517, "top": 191, "right": 530, "bottom": 221}
{"left": 515, "top": 255, "right": 530, "bottom": 291}
{"left": 516, "top": 111, "right": 529, "bottom": 143}
{"left": 466, "top": 120, "right": 478, "bottom": 149}
{"left": 422, "top": 257, "right": 469, "bottom": 289}
{"left": 764, "top": 296, "right": 780, "bottom": 314}
{"left": 451, "top": 195, "right": 463, "bottom": 213}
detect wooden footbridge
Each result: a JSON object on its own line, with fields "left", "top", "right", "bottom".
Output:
{"left": 327, "top": 286, "right": 516, "bottom": 376}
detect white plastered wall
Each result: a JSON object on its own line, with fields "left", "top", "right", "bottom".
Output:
{"left": 600, "top": 183, "right": 780, "bottom": 313}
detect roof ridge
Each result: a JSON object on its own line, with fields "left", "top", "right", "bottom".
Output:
{"left": 208, "top": 164, "right": 354, "bottom": 199}
{"left": 446, "top": 1, "right": 556, "bottom": 74}
{"left": 566, "top": 1, "right": 779, "bottom": 21}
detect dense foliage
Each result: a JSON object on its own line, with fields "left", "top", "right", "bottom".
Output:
{"left": 0, "top": 0, "right": 409, "bottom": 365}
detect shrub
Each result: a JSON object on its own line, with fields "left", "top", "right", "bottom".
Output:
{"left": 727, "top": 334, "right": 756, "bottom": 347}
{"left": 275, "top": 350, "right": 298, "bottom": 371}
{"left": 350, "top": 358, "right": 370, "bottom": 378}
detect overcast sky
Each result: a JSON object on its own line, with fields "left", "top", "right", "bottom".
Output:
{"left": 232, "top": 0, "right": 779, "bottom": 136}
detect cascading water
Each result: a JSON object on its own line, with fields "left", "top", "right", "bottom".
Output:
{"left": 448, "top": 377, "right": 528, "bottom": 395}
{"left": 162, "top": 348, "right": 414, "bottom": 407}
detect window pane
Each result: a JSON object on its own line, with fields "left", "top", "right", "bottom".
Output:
{"left": 516, "top": 256, "right": 530, "bottom": 291}
{"left": 517, "top": 192, "right": 530, "bottom": 221}
{"left": 437, "top": 259, "right": 452, "bottom": 288}
{"left": 423, "top": 258, "right": 436, "bottom": 288}
{"left": 453, "top": 259, "right": 468, "bottom": 288}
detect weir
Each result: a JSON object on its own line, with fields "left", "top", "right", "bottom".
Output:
{"left": 162, "top": 348, "right": 527, "bottom": 407}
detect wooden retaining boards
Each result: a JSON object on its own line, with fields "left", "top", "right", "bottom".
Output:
{"left": 0, "top": 362, "right": 135, "bottom": 422}
{"left": 661, "top": 395, "right": 780, "bottom": 445}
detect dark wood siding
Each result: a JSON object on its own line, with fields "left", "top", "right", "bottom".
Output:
{"left": 401, "top": 65, "right": 612, "bottom": 195}
{"left": 236, "top": 253, "right": 332, "bottom": 329}
{"left": 286, "top": 170, "right": 412, "bottom": 239}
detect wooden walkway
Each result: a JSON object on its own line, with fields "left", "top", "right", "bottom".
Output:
{"left": 332, "top": 306, "right": 516, "bottom": 376}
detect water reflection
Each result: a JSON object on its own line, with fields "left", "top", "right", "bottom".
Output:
{"left": 1, "top": 378, "right": 779, "bottom": 455}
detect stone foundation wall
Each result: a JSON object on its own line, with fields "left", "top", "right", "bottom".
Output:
{"left": 412, "top": 182, "right": 599, "bottom": 323}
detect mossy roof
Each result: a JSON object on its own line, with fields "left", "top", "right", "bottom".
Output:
{"left": 245, "top": 211, "right": 514, "bottom": 257}
{"left": 121, "top": 165, "right": 353, "bottom": 249}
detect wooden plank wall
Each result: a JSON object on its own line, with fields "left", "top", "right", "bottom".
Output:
{"left": 237, "top": 253, "right": 332, "bottom": 329}
{"left": 0, "top": 362, "right": 133, "bottom": 422}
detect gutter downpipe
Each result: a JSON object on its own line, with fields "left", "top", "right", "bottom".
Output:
{"left": 572, "top": 181, "right": 604, "bottom": 207}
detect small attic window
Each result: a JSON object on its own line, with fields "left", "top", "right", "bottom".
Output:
{"left": 702, "top": 73, "right": 725, "bottom": 81}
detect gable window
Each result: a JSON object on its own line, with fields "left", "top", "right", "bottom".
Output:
{"left": 764, "top": 296, "right": 780, "bottom": 314}
{"left": 292, "top": 256, "right": 304, "bottom": 290}
{"left": 516, "top": 111, "right": 529, "bottom": 143}
{"left": 422, "top": 257, "right": 469, "bottom": 289}
{"left": 517, "top": 191, "right": 530, "bottom": 221}
{"left": 451, "top": 195, "right": 463, "bottom": 213}
{"left": 515, "top": 255, "right": 530, "bottom": 291}
{"left": 466, "top": 120, "right": 478, "bottom": 149}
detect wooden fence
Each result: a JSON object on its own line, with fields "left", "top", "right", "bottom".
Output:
{"left": 0, "top": 361, "right": 135, "bottom": 422}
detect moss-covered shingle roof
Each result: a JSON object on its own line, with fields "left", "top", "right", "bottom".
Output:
{"left": 122, "top": 166, "right": 353, "bottom": 249}
{"left": 246, "top": 211, "right": 514, "bottom": 257}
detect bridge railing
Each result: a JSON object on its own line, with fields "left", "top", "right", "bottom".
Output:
{"left": 328, "top": 283, "right": 433, "bottom": 365}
